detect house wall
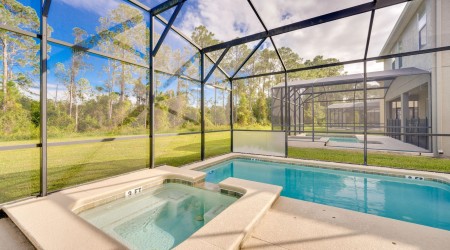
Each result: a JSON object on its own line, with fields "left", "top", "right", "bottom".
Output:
{"left": 436, "top": 0, "right": 450, "bottom": 155}
{"left": 383, "top": 0, "right": 450, "bottom": 156}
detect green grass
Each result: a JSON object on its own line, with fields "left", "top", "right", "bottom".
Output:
{"left": 0, "top": 132, "right": 230, "bottom": 203}
{"left": 3, "top": 131, "right": 449, "bottom": 204}
{"left": 289, "top": 147, "right": 450, "bottom": 173}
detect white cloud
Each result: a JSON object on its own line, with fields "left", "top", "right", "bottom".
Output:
{"left": 178, "top": 0, "right": 264, "bottom": 42}
{"left": 58, "top": 0, "right": 120, "bottom": 16}
{"left": 175, "top": 1, "right": 406, "bottom": 74}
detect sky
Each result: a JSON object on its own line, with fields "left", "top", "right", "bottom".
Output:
{"left": 170, "top": 0, "right": 407, "bottom": 73}
{"left": 42, "top": 0, "right": 406, "bottom": 73}
{"left": 12, "top": 0, "right": 407, "bottom": 101}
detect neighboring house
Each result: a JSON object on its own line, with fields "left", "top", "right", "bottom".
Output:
{"left": 271, "top": 0, "right": 449, "bottom": 156}
{"left": 380, "top": 0, "right": 450, "bottom": 156}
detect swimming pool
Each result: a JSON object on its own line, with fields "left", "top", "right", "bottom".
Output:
{"left": 79, "top": 183, "right": 237, "bottom": 250}
{"left": 329, "top": 136, "right": 359, "bottom": 143}
{"left": 203, "top": 158, "right": 450, "bottom": 231}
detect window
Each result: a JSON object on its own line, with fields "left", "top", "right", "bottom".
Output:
{"left": 409, "top": 100, "right": 419, "bottom": 119}
{"left": 392, "top": 58, "right": 396, "bottom": 70}
{"left": 418, "top": 10, "right": 427, "bottom": 49}
{"left": 391, "top": 101, "right": 401, "bottom": 119}
{"left": 397, "top": 41, "right": 403, "bottom": 68}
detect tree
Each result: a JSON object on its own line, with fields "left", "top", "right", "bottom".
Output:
{"left": 97, "top": 3, "right": 146, "bottom": 103}
{"left": 68, "top": 28, "right": 90, "bottom": 117}
{"left": 74, "top": 78, "right": 91, "bottom": 132}
{"left": 0, "top": 0, "right": 40, "bottom": 111}
{"left": 191, "top": 25, "right": 220, "bottom": 48}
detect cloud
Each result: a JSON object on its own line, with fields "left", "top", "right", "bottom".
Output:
{"left": 177, "top": 0, "right": 264, "bottom": 42}
{"left": 174, "top": 1, "right": 406, "bottom": 74}
{"left": 58, "top": 0, "right": 120, "bottom": 16}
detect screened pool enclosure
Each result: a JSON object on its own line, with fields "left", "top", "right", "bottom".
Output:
{"left": 1, "top": 0, "right": 450, "bottom": 203}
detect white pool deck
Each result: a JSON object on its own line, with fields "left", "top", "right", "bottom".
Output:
{"left": 289, "top": 134, "right": 429, "bottom": 154}
{"left": 1, "top": 153, "right": 450, "bottom": 250}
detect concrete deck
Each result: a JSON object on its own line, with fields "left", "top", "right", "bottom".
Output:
{"left": 2, "top": 153, "right": 450, "bottom": 249}
{"left": 3, "top": 166, "right": 207, "bottom": 250}
{"left": 243, "top": 197, "right": 450, "bottom": 250}
{"left": 0, "top": 218, "right": 34, "bottom": 250}
{"left": 2, "top": 164, "right": 282, "bottom": 250}
{"left": 289, "top": 134, "right": 429, "bottom": 154}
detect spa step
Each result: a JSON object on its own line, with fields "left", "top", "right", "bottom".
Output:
{"left": 204, "top": 204, "right": 228, "bottom": 223}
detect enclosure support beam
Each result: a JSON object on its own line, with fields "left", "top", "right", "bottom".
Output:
{"left": 42, "top": 0, "right": 52, "bottom": 16}
{"left": 152, "top": 15, "right": 231, "bottom": 80}
{"left": 150, "top": 0, "right": 186, "bottom": 16}
{"left": 230, "top": 79, "right": 234, "bottom": 152}
{"left": 353, "top": 82, "right": 357, "bottom": 133}
{"left": 231, "top": 38, "right": 266, "bottom": 79}
{"left": 284, "top": 73, "right": 288, "bottom": 157}
{"left": 127, "top": 0, "right": 151, "bottom": 12}
{"left": 233, "top": 45, "right": 450, "bottom": 82}
{"left": 200, "top": 52, "right": 205, "bottom": 160}
{"left": 362, "top": 8, "right": 375, "bottom": 165}
{"left": 312, "top": 87, "right": 315, "bottom": 142}
{"left": 204, "top": 47, "right": 230, "bottom": 83}
{"left": 39, "top": 0, "right": 51, "bottom": 197}
{"left": 152, "top": 2, "right": 184, "bottom": 56}
{"left": 203, "top": 0, "right": 410, "bottom": 53}
{"left": 247, "top": 0, "right": 287, "bottom": 72}
{"left": 362, "top": 75, "right": 369, "bottom": 165}
{"left": 280, "top": 88, "right": 284, "bottom": 131}
{"left": 323, "top": 86, "right": 329, "bottom": 134}
{"left": 294, "top": 90, "right": 297, "bottom": 136}
{"left": 149, "top": 16, "right": 155, "bottom": 168}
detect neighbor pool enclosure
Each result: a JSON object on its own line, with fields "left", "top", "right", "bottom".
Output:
{"left": 1, "top": 0, "right": 450, "bottom": 203}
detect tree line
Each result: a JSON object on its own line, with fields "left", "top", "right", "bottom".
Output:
{"left": 1, "top": 0, "right": 348, "bottom": 141}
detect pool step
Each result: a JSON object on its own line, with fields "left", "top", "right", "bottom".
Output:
{"left": 204, "top": 204, "right": 228, "bottom": 223}
{"left": 176, "top": 178, "right": 283, "bottom": 250}
{"left": 165, "top": 190, "right": 194, "bottom": 217}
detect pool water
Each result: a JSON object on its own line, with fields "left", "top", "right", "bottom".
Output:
{"left": 203, "top": 159, "right": 450, "bottom": 231}
{"left": 329, "top": 136, "right": 359, "bottom": 143}
{"left": 79, "top": 183, "right": 237, "bottom": 249}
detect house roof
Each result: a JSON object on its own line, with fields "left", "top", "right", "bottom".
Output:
{"left": 379, "top": 0, "right": 423, "bottom": 55}
{"left": 272, "top": 67, "right": 430, "bottom": 89}
{"left": 328, "top": 100, "right": 380, "bottom": 109}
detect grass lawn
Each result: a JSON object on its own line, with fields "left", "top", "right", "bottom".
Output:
{"left": 289, "top": 147, "right": 450, "bottom": 173}
{"left": 0, "top": 132, "right": 230, "bottom": 203}
{"left": 2, "top": 131, "right": 449, "bottom": 204}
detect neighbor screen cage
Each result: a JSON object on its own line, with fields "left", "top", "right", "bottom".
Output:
{"left": 1, "top": 0, "right": 449, "bottom": 203}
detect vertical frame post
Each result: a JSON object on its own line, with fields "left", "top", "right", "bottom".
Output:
{"left": 362, "top": 8, "right": 375, "bottom": 165}
{"left": 40, "top": 2, "right": 49, "bottom": 197}
{"left": 363, "top": 61, "right": 368, "bottom": 165}
{"left": 230, "top": 79, "right": 234, "bottom": 152}
{"left": 149, "top": 15, "right": 155, "bottom": 168}
{"left": 312, "top": 87, "right": 315, "bottom": 142}
{"left": 284, "top": 73, "right": 288, "bottom": 157}
{"left": 294, "top": 89, "right": 297, "bottom": 135}
{"left": 200, "top": 52, "right": 205, "bottom": 160}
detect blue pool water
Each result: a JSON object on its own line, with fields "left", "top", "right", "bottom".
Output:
{"left": 79, "top": 183, "right": 237, "bottom": 249}
{"left": 329, "top": 137, "right": 359, "bottom": 143}
{"left": 203, "top": 159, "right": 450, "bottom": 231}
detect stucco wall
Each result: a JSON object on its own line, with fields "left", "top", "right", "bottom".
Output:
{"left": 435, "top": 0, "right": 450, "bottom": 156}
{"left": 382, "top": 0, "right": 450, "bottom": 155}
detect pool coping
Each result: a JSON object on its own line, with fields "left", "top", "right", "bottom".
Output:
{"left": 182, "top": 153, "right": 450, "bottom": 185}
{"left": 2, "top": 165, "right": 281, "bottom": 250}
